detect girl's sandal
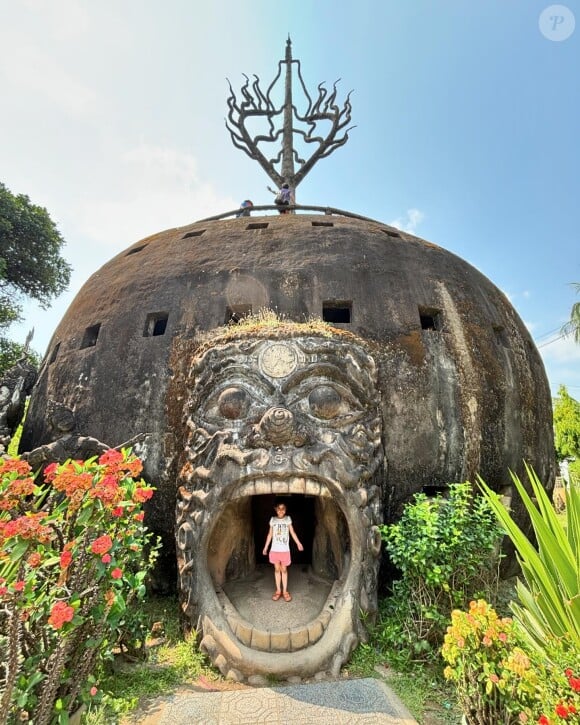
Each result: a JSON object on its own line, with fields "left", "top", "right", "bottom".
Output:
{"left": 283, "top": 592, "right": 292, "bottom": 602}
{"left": 272, "top": 591, "right": 282, "bottom": 601}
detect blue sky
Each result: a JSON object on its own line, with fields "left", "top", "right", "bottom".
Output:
{"left": 1, "top": 0, "right": 579, "bottom": 398}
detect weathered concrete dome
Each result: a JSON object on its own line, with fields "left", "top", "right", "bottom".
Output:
{"left": 22, "top": 211, "right": 555, "bottom": 576}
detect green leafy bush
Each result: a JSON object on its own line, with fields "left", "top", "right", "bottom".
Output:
{"left": 0, "top": 451, "right": 160, "bottom": 724}
{"left": 379, "top": 483, "right": 504, "bottom": 660}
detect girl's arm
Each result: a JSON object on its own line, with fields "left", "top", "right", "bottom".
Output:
{"left": 262, "top": 526, "right": 273, "bottom": 555}
{"left": 289, "top": 524, "right": 304, "bottom": 551}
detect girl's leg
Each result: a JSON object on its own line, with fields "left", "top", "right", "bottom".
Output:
{"left": 274, "top": 563, "right": 282, "bottom": 593}
{"left": 280, "top": 565, "right": 288, "bottom": 593}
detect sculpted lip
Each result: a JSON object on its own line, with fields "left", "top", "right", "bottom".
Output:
{"left": 201, "top": 478, "right": 346, "bottom": 656}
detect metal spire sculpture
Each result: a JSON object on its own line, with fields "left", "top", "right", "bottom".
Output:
{"left": 225, "top": 37, "right": 354, "bottom": 197}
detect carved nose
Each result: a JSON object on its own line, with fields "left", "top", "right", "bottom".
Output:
{"left": 259, "top": 406, "right": 295, "bottom": 445}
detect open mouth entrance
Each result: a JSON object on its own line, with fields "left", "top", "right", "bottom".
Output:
{"left": 208, "top": 491, "right": 350, "bottom": 638}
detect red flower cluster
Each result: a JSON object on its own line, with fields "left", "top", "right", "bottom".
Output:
{"left": 60, "top": 550, "right": 73, "bottom": 568}
{"left": 98, "top": 449, "right": 143, "bottom": 479}
{"left": 48, "top": 601, "right": 75, "bottom": 629}
{"left": 91, "top": 534, "right": 113, "bottom": 555}
{"left": 132, "top": 486, "right": 153, "bottom": 504}
{"left": 565, "top": 669, "right": 580, "bottom": 693}
{"left": 537, "top": 669, "right": 580, "bottom": 723}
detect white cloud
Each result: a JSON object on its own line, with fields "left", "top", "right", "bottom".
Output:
{"left": 389, "top": 208, "right": 425, "bottom": 234}
{"left": 540, "top": 333, "right": 580, "bottom": 364}
{"left": 78, "top": 142, "right": 237, "bottom": 248}
{"left": 20, "top": 0, "right": 90, "bottom": 39}
{"left": 0, "top": 41, "right": 98, "bottom": 117}
{"left": 538, "top": 334, "right": 580, "bottom": 395}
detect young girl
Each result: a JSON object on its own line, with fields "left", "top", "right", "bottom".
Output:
{"left": 262, "top": 499, "right": 303, "bottom": 601}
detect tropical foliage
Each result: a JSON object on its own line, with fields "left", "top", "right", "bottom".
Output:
{"left": 561, "top": 282, "right": 580, "bottom": 344}
{"left": 478, "top": 464, "right": 579, "bottom": 656}
{"left": 553, "top": 385, "right": 580, "bottom": 461}
{"left": 0, "top": 182, "right": 71, "bottom": 375}
{"left": 379, "top": 482, "right": 504, "bottom": 660}
{"left": 0, "top": 450, "right": 160, "bottom": 724}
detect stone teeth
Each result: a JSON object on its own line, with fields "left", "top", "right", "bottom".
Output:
{"left": 221, "top": 588, "right": 334, "bottom": 653}
{"left": 270, "top": 629, "right": 290, "bottom": 652}
{"left": 232, "top": 477, "right": 331, "bottom": 500}
{"left": 253, "top": 480, "right": 272, "bottom": 495}
{"left": 237, "top": 481, "right": 256, "bottom": 497}
{"left": 305, "top": 480, "right": 321, "bottom": 496}
{"left": 272, "top": 480, "right": 288, "bottom": 495}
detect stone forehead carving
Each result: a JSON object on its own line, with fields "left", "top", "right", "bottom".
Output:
{"left": 176, "top": 333, "right": 385, "bottom": 681}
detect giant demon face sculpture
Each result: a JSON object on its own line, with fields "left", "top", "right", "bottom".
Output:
{"left": 176, "top": 332, "right": 384, "bottom": 680}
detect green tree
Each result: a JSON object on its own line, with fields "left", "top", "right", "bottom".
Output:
{"left": 553, "top": 384, "right": 580, "bottom": 461}
{"left": 0, "top": 182, "right": 71, "bottom": 374}
{"left": 561, "top": 282, "right": 580, "bottom": 344}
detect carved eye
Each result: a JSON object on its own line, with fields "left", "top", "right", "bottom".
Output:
{"left": 308, "top": 385, "right": 342, "bottom": 420}
{"left": 217, "top": 387, "right": 250, "bottom": 419}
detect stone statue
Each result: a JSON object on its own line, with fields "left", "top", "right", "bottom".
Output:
{"left": 176, "top": 329, "right": 385, "bottom": 681}
{"left": 22, "top": 400, "right": 148, "bottom": 471}
{"left": 0, "top": 352, "right": 37, "bottom": 455}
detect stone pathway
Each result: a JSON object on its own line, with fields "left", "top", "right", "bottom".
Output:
{"left": 133, "top": 678, "right": 417, "bottom": 724}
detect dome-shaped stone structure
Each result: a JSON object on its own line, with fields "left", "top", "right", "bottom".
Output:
{"left": 21, "top": 209, "right": 554, "bottom": 680}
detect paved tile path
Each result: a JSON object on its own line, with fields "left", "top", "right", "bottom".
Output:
{"left": 136, "top": 678, "right": 418, "bottom": 724}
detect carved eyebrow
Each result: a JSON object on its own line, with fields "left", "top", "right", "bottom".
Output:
{"left": 281, "top": 363, "right": 365, "bottom": 399}
{"left": 197, "top": 365, "right": 277, "bottom": 397}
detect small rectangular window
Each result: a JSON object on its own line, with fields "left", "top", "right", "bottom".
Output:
{"left": 419, "top": 307, "right": 441, "bottom": 331}
{"left": 49, "top": 342, "right": 61, "bottom": 364}
{"left": 225, "top": 305, "right": 252, "bottom": 324}
{"left": 144, "top": 312, "right": 169, "bottom": 337}
{"left": 323, "top": 301, "right": 352, "bottom": 324}
{"left": 493, "top": 324, "right": 509, "bottom": 347}
{"left": 81, "top": 324, "right": 101, "bottom": 349}
{"left": 182, "top": 229, "right": 206, "bottom": 239}
{"left": 312, "top": 221, "right": 334, "bottom": 227}
{"left": 126, "top": 244, "right": 147, "bottom": 256}
{"left": 247, "top": 223, "right": 269, "bottom": 230}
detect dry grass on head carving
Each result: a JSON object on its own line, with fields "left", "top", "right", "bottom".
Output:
{"left": 194, "top": 308, "right": 361, "bottom": 356}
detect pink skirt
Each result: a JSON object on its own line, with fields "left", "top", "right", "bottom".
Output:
{"left": 269, "top": 550, "right": 291, "bottom": 566}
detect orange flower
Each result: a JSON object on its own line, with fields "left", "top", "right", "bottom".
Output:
{"left": 9, "top": 477, "right": 35, "bottom": 496}
{"left": 133, "top": 487, "right": 153, "bottom": 503}
{"left": 91, "top": 535, "right": 113, "bottom": 555}
{"left": 0, "top": 457, "right": 32, "bottom": 476}
{"left": 48, "top": 601, "right": 75, "bottom": 629}
{"left": 60, "top": 550, "right": 73, "bottom": 568}
{"left": 111, "top": 568, "right": 122, "bottom": 580}
{"left": 27, "top": 552, "right": 42, "bottom": 568}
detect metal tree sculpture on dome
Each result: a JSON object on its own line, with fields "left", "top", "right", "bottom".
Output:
{"left": 225, "top": 37, "right": 354, "bottom": 195}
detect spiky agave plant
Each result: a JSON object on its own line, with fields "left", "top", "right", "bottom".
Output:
{"left": 478, "top": 463, "right": 580, "bottom": 658}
